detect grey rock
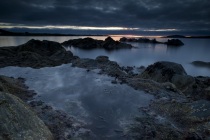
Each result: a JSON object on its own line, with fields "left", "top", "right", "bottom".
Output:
{"left": 140, "top": 61, "right": 195, "bottom": 91}
{"left": 0, "top": 91, "right": 53, "bottom": 140}
{"left": 96, "top": 56, "right": 109, "bottom": 62}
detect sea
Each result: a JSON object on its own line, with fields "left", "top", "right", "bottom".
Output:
{"left": 0, "top": 35, "right": 209, "bottom": 76}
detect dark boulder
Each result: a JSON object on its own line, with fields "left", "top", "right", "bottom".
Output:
{"left": 140, "top": 61, "right": 195, "bottom": 91}
{"left": 62, "top": 37, "right": 103, "bottom": 49}
{"left": 96, "top": 56, "right": 109, "bottom": 62}
{"left": 18, "top": 39, "right": 67, "bottom": 56}
{"left": 0, "top": 39, "right": 74, "bottom": 68}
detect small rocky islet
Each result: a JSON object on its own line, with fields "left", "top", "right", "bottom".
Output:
{"left": 120, "top": 37, "right": 184, "bottom": 46}
{"left": 0, "top": 37, "right": 210, "bottom": 139}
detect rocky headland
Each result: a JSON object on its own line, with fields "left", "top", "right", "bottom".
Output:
{"left": 0, "top": 39, "right": 74, "bottom": 68}
{"left": 62, "top": 36, "right": 132, "bottom": 50}
{"left": 120, "top": 37, "right": 184, "bottom": 46}
{"left": 0, "top": 38, "right": 210, "bottom": 139}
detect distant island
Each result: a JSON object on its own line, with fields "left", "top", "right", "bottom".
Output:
{"left": 1, "top": 29, "right": 210, "bottom": 38}
{"left": 163, "top": 35, "right": 210, "bottom": 39}
{"left": 120, "top": 37, "right": 184, "bottom": 46}
{"left": 0, "top": 29, "right": 106, "bottom": 36}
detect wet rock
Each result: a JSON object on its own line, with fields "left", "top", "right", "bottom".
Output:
{"left": 62, "top": 37, "right": 132, "bottom": 50}
{"left": 96, "top": 56, "right": 109, "bottom": 62}
{"left": 29, "top": 101, "right": 92, "bottom": 140}
{"left": 72, "top": 56, "right": 127, "bottom": 79}
{"left": 129, "top": 116, "right": 183, "bottom": 140}
{"left": 133, "top": 99, "right": 210, "bottom": 139}
{"left": 184, "top": 76, "right": 210, "bottom": 100}
{"left": 0, "top": 91, "right": 53, "bottom": 140}
{"left": 140, "top": 61, "right": 195, "bottom": 91}
{"left": 190, "top": 100, "right": 210, "bottom": 121}
{"left": 0, "top": 75, "right": 36, "bottom": 101}
{"left": 0, "top": 39, "right": 74, "bottom": 68}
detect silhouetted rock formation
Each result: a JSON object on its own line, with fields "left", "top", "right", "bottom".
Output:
{"left": 0, "top": 39, "right": 74, "bottom": 68}
{"left": 166, "top": 39, "right": 184, "bottom": 46}
{"left": 120, "top": 37, "right": 160, "bottom": 44}
{"left": 62, "top": 37, "right": 132, "bottom": 50}
{"left": 120, "top": 37, "right": 184, "bottom": 46}
{"left": 192, "top": 61, "right": 210, "bottom": 68}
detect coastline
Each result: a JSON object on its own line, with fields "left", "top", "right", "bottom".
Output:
{"left": 1, "top": 38, "right": 210, "bottom": 139}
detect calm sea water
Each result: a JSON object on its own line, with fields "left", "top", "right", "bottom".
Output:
{"left": 0, "top": 36, "right": 210, "bottom": 76}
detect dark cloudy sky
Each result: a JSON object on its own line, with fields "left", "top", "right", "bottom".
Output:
{"left": 0, "top": 0, "right": 210, "bottom": 35}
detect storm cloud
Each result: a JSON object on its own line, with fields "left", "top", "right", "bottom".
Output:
{"left": 0, "top": 0, "right": 210, "bottom": 35}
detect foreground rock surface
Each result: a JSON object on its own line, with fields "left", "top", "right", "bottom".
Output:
{"left": 0, "top": 91, "right": 53, "bottom": 140}
{"left": 62, "top": 36, "right": 132, "bottom": 50}
{"left": 0, "top": 75, "right": 91, "bottom": 139}
{"left": 0, "top": 39, "right": 74, "bottom": 68}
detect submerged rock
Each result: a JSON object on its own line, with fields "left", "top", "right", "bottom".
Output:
{"left": 0, "top": 91, "right": 53, "bottom": 140}
{"left": 139, "top": 61, "right": 195, "bottom": 91}
{"left": 62, "top": 37, "right": 132, "bottom": 50}
{"left": 0, "top": 39, "right": 74, "bottom": 68}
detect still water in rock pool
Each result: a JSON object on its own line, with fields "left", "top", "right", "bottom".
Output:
{"left": 0, "top": 64, "right": 154, "bottom": 139}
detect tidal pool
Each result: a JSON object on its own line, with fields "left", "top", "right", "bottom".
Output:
{"left": 0, "top": 64, "right": 154, "bottom": 139}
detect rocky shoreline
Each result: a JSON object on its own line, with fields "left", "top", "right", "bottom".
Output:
{"left": 0, "top": 39, "right": 210, "bottom": 139}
